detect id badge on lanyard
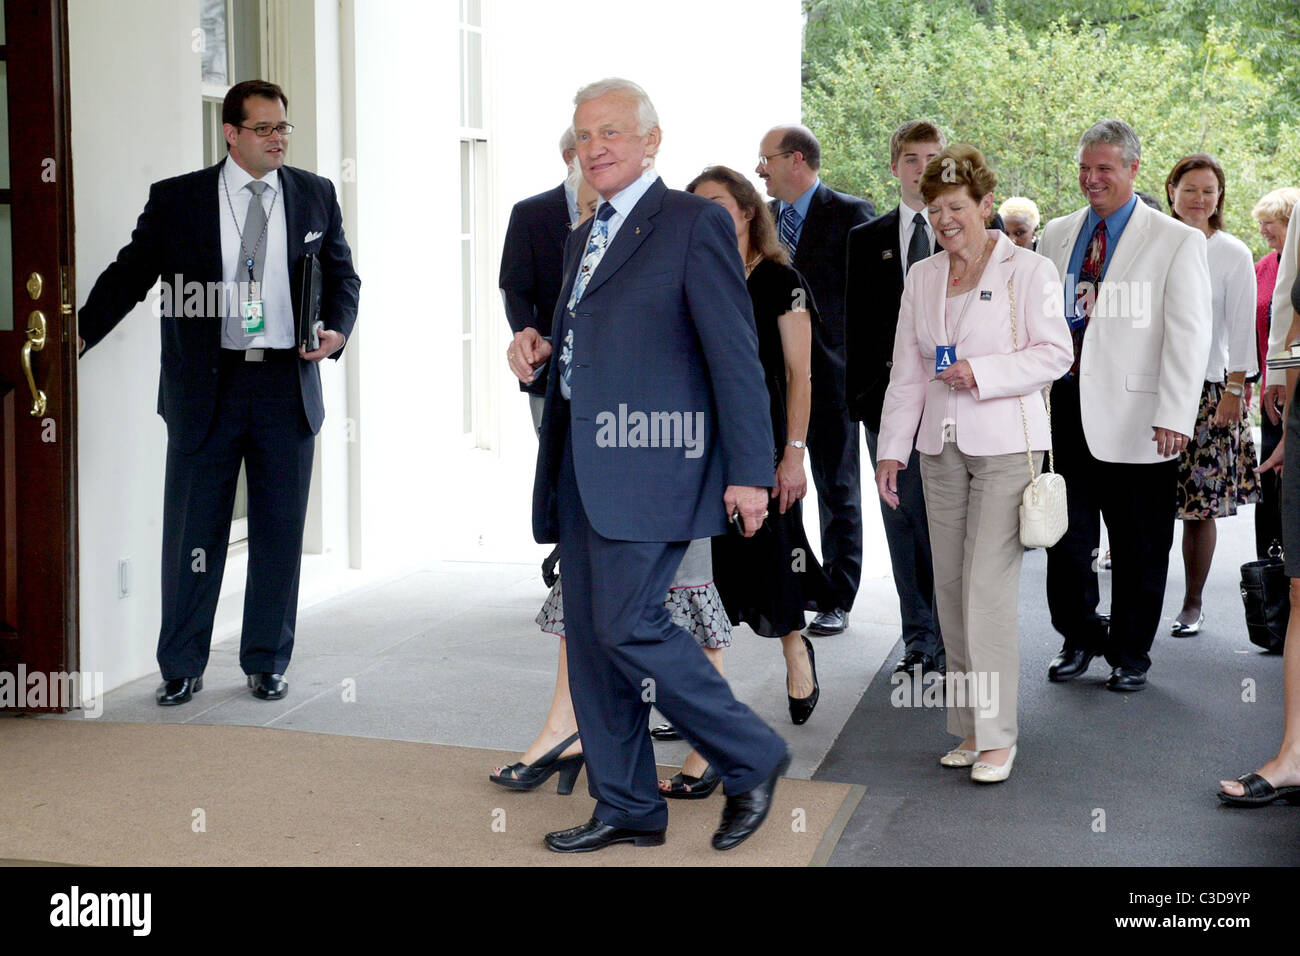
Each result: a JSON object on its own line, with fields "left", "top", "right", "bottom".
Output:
{"left": 241, "top": 271, "right": 266, "bottom": 335}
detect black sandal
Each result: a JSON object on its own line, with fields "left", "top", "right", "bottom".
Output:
{"left": 1217, "top": 772, "right": 1300, "bottom": 807}
{"left": 659, "top": 765, "right": 721, "bottom": 800}
{"left": 490, "top": 732, "right": 584, "bottom": 794}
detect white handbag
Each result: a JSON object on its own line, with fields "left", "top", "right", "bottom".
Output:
{"left": 1008, "top": 280, "right": 1068, "bottom": 548}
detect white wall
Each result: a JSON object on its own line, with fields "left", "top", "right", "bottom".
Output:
{"left": 69, "top": 0, "right": 823, "bottom": 694}
{"left": 449, "top": 0, "right": 808, "bottom": 566}
{"left": 71, "top": 0, "right": 200, "bottom": 693}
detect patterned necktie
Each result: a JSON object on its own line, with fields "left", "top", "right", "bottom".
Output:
{"left": 906, "top": 211, "right": 931, "bottom": 272}
{"left": 225, "top": 180, "right": 269, "bottom": 344}
{"left": 560, "top": 203, "right": 617, "bottom": 396}
{"left": 778, "top": 205, "right": 800, "bottom": 256}
{"left": 1069, "top": 219, "right": 1107, "bottom": 376}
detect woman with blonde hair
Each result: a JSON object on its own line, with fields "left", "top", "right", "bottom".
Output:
{"left": 998, "top": 196, "right": 1041, "bottom": 251}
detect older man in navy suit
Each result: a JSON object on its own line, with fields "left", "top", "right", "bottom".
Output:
{"left": 78, "top": 80, "right": 360, "bottom": 707}
{"left": 509, "top": 78, "right": 790, "bottom": 853}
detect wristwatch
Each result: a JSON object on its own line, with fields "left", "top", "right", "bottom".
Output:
{"left": 786, "top": 440, "right": 806, "bottom": 449}
{"left": 1224, "top": 382, "right": 1244, "bottom": 397}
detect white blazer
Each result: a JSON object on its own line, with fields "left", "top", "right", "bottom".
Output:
{"left": 1037, "top": 200, "right": 1212, "bottom": 464}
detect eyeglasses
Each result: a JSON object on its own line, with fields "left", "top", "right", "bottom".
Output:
{"left": 757, "top": 150, "right": 795, "bottom": 167}
{"left": 238, "top": 123, "right": 295, "bottom": 137}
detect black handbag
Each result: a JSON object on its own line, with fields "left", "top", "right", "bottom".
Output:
{"left": 1240, "top": 548, "right": 1288, "bottom": 653}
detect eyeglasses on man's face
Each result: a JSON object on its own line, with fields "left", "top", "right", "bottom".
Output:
{"left": 238, "top": 122, "right": 295, "bottom": 137}
{"left": 757, "top": 149, "right": 795, "bottom": 167}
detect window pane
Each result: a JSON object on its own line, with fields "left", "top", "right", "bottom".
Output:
{"left": 462, "top": 341, "right": 473, "bottom": 434}
{"left": 0, "top": 62, "right": 10, "bottom": 189}
{"left": 461, "top": 239, "right": 472, "bottom": 335}
{"left": 231, "top": 0, "right": 262, "bottom": 83}
{"left": 465, "top": 31, "right": 483, "bottom": 129}
{"left": 199, "top": 0, "right": 229, "bottom": 85}
{"left": 0, "top": 206, "right": 11, "bottom": 332}
{"left": 202, "top": 100, "right": 224, "bottom": 168}
{"left": 460, "top": 141, "right": 471, "bottom": 233}
{"left": 458, "top": 30, "right": 466, "bottom": 127}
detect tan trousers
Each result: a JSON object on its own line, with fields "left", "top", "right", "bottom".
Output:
{"left": 920, "top": 443, "right": 1039, "bottom": 750}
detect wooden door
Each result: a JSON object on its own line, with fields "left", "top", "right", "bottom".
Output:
{"left": 0, "top": 0, "right": 78, "bottom": 712}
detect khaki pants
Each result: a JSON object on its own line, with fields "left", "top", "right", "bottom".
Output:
{"left": 920, "top": 443, "right": 1038, "bottom": 750}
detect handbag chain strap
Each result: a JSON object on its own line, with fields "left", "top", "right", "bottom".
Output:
{"left": 1008, "top": 279, "right": 1055, "bottom": 489}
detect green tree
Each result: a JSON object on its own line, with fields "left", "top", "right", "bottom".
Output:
{"left": 803, "top": 3, "right": 1300, "bottom": 256}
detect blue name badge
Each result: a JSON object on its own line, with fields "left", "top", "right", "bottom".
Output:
{"left": 936, "top": 345, "right": 956, "bottom": 374}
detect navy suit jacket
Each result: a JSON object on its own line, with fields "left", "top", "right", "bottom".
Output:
{"left": 844, "top": 206, "right": 904, "bottom": 431}
{"left": 78, "top": 160, "right": 360, "bottom": 454}
{"left": 532, "top": 178, "right": 775, "bottom": 544}
{"left": 499, "top": 183, "right": 570, "bottom": 395}
{"left": 771, "top": 183, "right": 875, "bottom": 406}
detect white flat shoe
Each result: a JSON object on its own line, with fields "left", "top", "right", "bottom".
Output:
{"left": 1170, "top": 613, "right": 1204, "bottom": 637}
{"left": 971, "top": 744, "right": 1017, "bottom": 784}
{"left": 940, "top": 748, "right": 979, "bottom": 767}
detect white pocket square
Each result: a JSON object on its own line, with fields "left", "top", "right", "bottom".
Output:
{"left": 303, "top": 230, "right": 323, "bottom": 244}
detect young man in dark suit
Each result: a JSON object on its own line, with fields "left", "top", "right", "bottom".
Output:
{"left": 78, "top": 80, "right": 360, "bottom": 706}
{"left": 757, "top": 124, "right": 875, "bottom": 635}
{"left": 845, "top": 121, "right": 947, "bottom": 676}
{"left": 500, "top": 129, "right": 580, "bottom": 433}
{"left": 510, "top": 78, "right": 789, "bottom": 854}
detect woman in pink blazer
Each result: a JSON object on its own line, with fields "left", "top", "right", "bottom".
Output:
{"left": 876, "top": 145, "right": 1073, "bottom": 783}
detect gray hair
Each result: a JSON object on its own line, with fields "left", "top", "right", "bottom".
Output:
{"left": 573, "top": 77, "right": 659, "bottom": 135}
{"left": 559, "top": 127, "right": 576, "bottom": 155}
{"left": 1076, "top": 119, "right": 1141, "bottom": 166}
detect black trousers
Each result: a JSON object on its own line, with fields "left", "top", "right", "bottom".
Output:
{"left": 806, "top": 386, "right": 863, "bottom": 612}
{"left": 1256, "top": 412, "right": 1283, "bottom": 558}
{"left": 557, "top": 421, "right": 786, "bottom": 830}
{"left": 157, "top": 351, "right": 315, "bottom": 679}
{"left": 863, "top": 426, "right": 942, "bottom": 658}
{"left": 1045, "top": 377, "right": 1178, "bottom": 673}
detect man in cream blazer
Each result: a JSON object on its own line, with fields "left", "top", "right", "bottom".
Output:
{"left": 1040, "top": 120, "right": 1212, "bottom": 692}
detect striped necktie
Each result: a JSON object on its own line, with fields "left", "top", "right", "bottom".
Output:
{"left": 778, "top": 205, "right": 800, "bottom": 256}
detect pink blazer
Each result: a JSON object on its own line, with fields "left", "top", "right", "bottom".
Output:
{"left": 878, "top": 230, "right": 1074, "bottom": 462}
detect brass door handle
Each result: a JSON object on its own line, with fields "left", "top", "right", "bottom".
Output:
{"left": 21, "top": 310, "right": 48, "bottom": 417}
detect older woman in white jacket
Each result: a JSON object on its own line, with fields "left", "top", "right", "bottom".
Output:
{"left": 876, "top": 145, "right": 1073, "bottom": 784}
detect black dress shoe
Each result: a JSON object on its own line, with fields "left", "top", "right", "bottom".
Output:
{"left": 1106, "top": 666, "right": 1147, "bottom": 692}
{"left": 892, "top": 649, "right": 941, "bottom": 676}
{"left": 788, "top": 635, "right": 820, "bottom": 725}
{"left": 649, "top": 722, "right": 681, "bottom": 741}
{"left": 156, "top": 676, "right": 202, "bottom": 706}
{"left": 712, "top": 749, "right": 792, "bottom": 851}
{"left": 248, "top": 673, "right": 288, "bottom": 700}
{"left": 544, "top": 817, "right": 666, "bottom": 853}
{"left": 1047, "top": 647, "right": 1096, "bottom": 682}
{"left": 807, "top": 608, "right": 848, "bottom": 636}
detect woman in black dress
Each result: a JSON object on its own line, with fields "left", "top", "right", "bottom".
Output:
{"left": 655, "top": 166, "right": 830, "bottom": 797}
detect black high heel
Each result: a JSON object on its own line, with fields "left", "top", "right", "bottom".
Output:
{"left": 490, "top": 732, "right": 584, "bottom": 794}
{"left": 788, "top": 635, "right": 819, "bottom": 725}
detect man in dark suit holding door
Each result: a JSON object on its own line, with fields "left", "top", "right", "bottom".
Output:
{"left": 78, "top": 80, "right": 360, "bottom": 706}
{"left": 510, "top": 78, "right": 790, "bottom": 853}
{"left": 845, "top": 120, "right": 946, "bottom": 676}
{"left": 757, "top": 124, "right": 874, "bottom": 635}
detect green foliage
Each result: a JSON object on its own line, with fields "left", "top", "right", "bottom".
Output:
{"left": 803, "top": 0, "right": 1300, "bottom": 256}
